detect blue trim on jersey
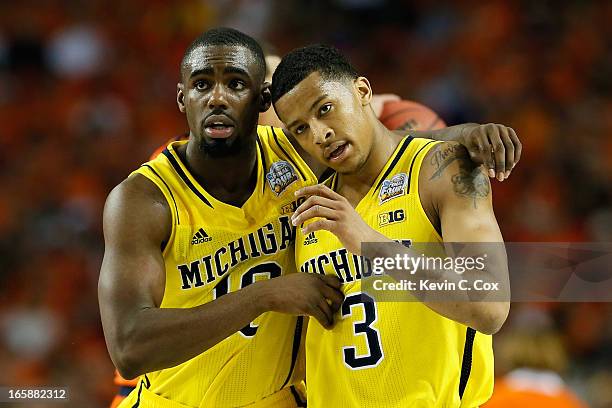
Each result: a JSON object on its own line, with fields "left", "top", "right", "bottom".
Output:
{"left": 142, "top": 164, "right": 181, "bottom": 225}
{"left": 280, "top": 316, "right": 304, "bottom": 389}
{"left": 256, "top": 136, "right": 267, "bottom": 193}
{"left": 162, "top": 148, "right": 214, "bottom": 209}
{"left": 289, "top": 385, "right": 306, "bottom": 407}
{"left": 406, "top": 140, "right": 435, "bottom": 193}
{"left": 271, "top": 128, "right": 307, "bottom": 182}
{"left": 372, "top": 136, "right": 414, "bottom": 195}
{"left": 459, "top": 327, "right": 476, "bottom": 399}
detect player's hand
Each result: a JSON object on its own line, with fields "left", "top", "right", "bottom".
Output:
{"left": 458, "top": 123, "right": 522, "bottom": 181}
{"left": 292, "top": 184, "right": 388, "bottom": 255}
{"left": 371, "top": 93, "right": 400, "bottom": 117}
{"left": 261, "top": 273, "right": 344, "bottom": 329}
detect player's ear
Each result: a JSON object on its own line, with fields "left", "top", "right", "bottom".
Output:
{"left": 354, "top": 76, "right": 372, "bottom": 106}
{"left": 177, "top": 83, "right": 186, "bottom": 113}
{"left": 260, "top": 81, "right": 272, "bottom": 113}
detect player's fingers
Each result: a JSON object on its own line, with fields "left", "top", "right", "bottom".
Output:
{"left": 292, "top": 204, "right": 338, "bottom": 226}
{"left": 499, "top": 126, "right": 515, "bottom": 176}
{"left": 295, "top": 184, "right": 344, "bottom": 201}
{"left": 476, "top": 129, "right": 495, "bottom": 177}
{"left": 488, "top": 125, "right": 505, "bottom": 181}
{"left": 293, "top": 196, "right": 340, "bottom": 220}
{"left": 320, "top": 284, "right": 344, "bottom": 312}
{"left": 509, "top": 127, "right": 522, "bottom": 169}
{"left": 320, "top": 274, "right": 342, "bottom": 290}
{"left": 465, "top": 137, "right": 487, "bottom": 166}
{"left": 309, "top": 305, "right": 331, "bottom": 329}
{"left": 301, "top": 219, "right": 334, "bottom": 235}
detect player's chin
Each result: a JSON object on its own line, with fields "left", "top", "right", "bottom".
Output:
{"left": 326, "top": 156, "right": 360, "bottom": 175}
{"left": 324, "top": 143, "right": 356, "bottom": 172}
{"left": 200, "top": 133, "right": 242, "bottom": 157}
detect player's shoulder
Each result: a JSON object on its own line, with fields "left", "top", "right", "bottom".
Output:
{"left": 419, "top": 141, "right": 491, "bottom": 206}
{"left": 256, "top": 125, "right": 287, "bottom": 156}
{"left": 256, "top": 125, "right": 319, "bottom": 180}
{"left": 104, "top": 174, "right": 170, "bottom": 231}
{"left": 419, "top": 141, "right": 475, "bottom": 182}
{"left": 109, "top": 173, "right": 167, "bottom": 204}
{"left": 256, "top": 125, "right": 288, "bottom": 148}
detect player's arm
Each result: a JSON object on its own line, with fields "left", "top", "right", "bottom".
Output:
{"left": 416, "top": 141, "right": 510, "bottom": 334}
{"left": 99, "top": 176, "right": 343, "bottom": 379}
{"left": 408, "top": 123, "right": 522, "bottom": 181}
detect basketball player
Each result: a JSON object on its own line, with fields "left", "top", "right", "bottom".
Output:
{"left": 99, "top": 28, "right": 347, "bottom": 407}
{"left": 271, "top": 45, "right": 511, "bottom": 406}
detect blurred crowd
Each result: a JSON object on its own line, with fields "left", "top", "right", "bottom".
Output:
{"left": 0, "top": 0, "right": 610, "bottom": 406}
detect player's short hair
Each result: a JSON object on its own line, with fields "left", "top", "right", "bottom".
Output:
{"left": 271, "top": 44, "right": 358, "bottom": 103}
{"left": 180, "top": 27, "right": 266, "bottom": 82}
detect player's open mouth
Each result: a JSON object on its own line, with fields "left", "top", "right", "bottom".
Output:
{"left": 204, "top": 123, "right": 235, "bottom": 138}
{"left": 326, "top": 142, "right": 349, "bottom": 162}
{"left": 204, "top": 115, "right": 236, "bottom": 139}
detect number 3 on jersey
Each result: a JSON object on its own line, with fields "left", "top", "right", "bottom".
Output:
{"left": 342, "top": 292, "right": 384, "bottom": 369}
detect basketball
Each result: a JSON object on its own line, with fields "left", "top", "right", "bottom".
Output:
{"left": 380, "top": 100, "right": 446, "bottom": 131}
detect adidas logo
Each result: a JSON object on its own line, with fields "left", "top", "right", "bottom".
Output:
{"left": 303, "top": 231, "right": 318, "bottom": 246}
{"left": 191, "top": 228, "right": 212, "bottom": 245}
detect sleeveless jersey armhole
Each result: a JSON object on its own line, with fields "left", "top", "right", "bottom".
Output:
{"left": 408, "top": 140, "right": 444, "bottom": 242}
{"left": 131, "top": 165, "right": 179, "bottom": 258}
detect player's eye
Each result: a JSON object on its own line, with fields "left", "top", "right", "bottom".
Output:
{"left": 319, "top": 103, "right": 332, "bottom": 116}
{"left": 229, "top": 79, "right": 246, "bottom": 90}
{"left": 295, "top": 124, "right": 308, "bottom": 135}
{"left": 194, "top": 80, "right": 210, "bottom": 91}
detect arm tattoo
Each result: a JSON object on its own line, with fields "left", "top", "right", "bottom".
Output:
{"left": 452, "top": 168, "right": 490, "bottom": 208}
{"left": 429, "top": 144, "right": 463, "bottom": 180}
{"left": 429, "top": 144, "right": 490, "bottom": 208}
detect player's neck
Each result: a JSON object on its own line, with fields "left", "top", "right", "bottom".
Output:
{"left": 180, "top": 136, "right": 258, "bottom": 206}
{"left": 339, "top": 123, "right": 401, "bottom": 206}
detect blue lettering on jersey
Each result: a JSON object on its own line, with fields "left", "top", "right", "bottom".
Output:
{"left": 178, "top": 216, "right": 295, "bottom": 290}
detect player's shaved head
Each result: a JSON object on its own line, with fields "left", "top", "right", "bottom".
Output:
{"left": 180, "top": 27, "right": 266, "bottom": 83}
{"left": 271, "top": 44, "right": 358, "bottom": 103}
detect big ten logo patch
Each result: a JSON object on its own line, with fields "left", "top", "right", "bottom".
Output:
{"left": 281, "top": 196, "right": 306, "bottom": 215}
{"left": 379, "top": 173, "right": 408, "bottom": 204}
{"left": 378, "top": 209, "right": 405, "bottom": 227}
{"left": 267, "top": 161, "right": 298, "bottom": 196}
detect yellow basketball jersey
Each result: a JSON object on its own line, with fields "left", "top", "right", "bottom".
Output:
{"left": 120, "top": 126, "right": 315, "bottom": 408}
{"left": 296, "top": 137, "right": 494, "bottom": 407}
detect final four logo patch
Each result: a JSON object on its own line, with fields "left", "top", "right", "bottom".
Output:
{"left": 267, "top": 161, "right": 298, "bottom": 196}
{"left": 379, "top": 173, "right": 408, "bottom": 204}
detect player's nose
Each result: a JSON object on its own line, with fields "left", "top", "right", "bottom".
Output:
{"left": 313, "top": 123, "right": 334, "bottom": 145}
{"left": 208, "top": 84, "right": 228, "bottom": 110}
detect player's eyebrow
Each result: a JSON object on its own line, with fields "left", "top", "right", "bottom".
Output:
{"left": 286, "top": 95, "right": 328, "bottom": 130}
{"left": 189, "top": 66, "right": 251, "bottom": 80}
{"left": 189, "top": 67, "right": 214, "bottom": 79}
{"left": 223, "top": 66, "right": 251, "bottom": 78}
{"left": 309, "top": 95, "right": 328, "bottom": 113}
